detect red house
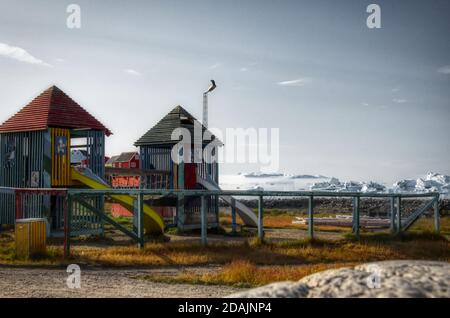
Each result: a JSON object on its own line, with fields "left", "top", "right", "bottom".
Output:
{"left": 112, "top": 152, "right": 140, "bottom": 169}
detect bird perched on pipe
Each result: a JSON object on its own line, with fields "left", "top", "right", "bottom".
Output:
{"left": 205, "top": 80, "right": 216, "bottom": 94}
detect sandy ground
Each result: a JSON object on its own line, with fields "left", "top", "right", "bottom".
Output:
{"left": 0, "top": 266, "right": 243, "bottom": 298}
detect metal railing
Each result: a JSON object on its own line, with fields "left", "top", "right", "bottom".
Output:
{"left": 1, "top": 187, "right": 442, "bottom": 258}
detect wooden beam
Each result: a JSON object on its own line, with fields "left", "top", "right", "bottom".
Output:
{"left": 308, "top": 195, "right": 314, "bottom": 239}
{"left": 434, "top": 196, "right": 440, "bottom": 234}
{"left": 258, "top": 195, "right": 264, "bottom": 240}
{"left": 137, "top": 193, "right": 145, "bottom": 249}
{"left": 396, "top": 197, "right": 402, "bottom": 235}
{"left": 390, "top": 197, "right": 396, "bottom": 233}
{"left": 352, "top": 196, "right": 360, "bottom": 238}
{"left": 201, "top": 196, "right": 207, "bottom": 246}
{"left": 74, "top": 196, "right": 140, "bottom": 242}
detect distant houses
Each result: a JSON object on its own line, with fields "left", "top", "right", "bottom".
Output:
{"left": 105, "top": 152, "right": 140, "bottom": 169}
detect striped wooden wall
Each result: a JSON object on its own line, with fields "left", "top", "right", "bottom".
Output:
{"left": 0, "top": 131, "right": 49, "bottom": 224}
{"left": 51, "top": 128, "right": 71, "bottom": 186}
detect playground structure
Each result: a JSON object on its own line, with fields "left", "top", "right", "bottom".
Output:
{"left": 0, "top": 86, "right": 442, "bottom": 258}
{"left": 0, "top": 86, "right": 258, "bottom": 239}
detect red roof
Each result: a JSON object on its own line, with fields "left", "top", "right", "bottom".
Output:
{"left": 0, "top": 86, "right": 112, "bottom": 136}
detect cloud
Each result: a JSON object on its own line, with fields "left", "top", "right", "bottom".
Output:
{"left": 391, "top": 88, "right": 400, "bottom": 92}
{"left": 362, "top": 102, "right": 369, "bottom": 106}
{"left": 437, "top": 65, "right": 450, "bottom": 74}
{"left": 239, "top": 62, "right": 257, "bottom": 72}
{"left": 277, "top": 78, "right": 311, "bottom": 87}
{"left": 124, "top": 68, "right": 141, "bottom": 76}
{"left": 55, "top": 58, "right": 65, "bottom": 62}
{"left": 0, "top": 42, "right": 51, "bottom": 67}
{"left": 208, "top": 62, "right": 222, "bottom": 69}
{"left": 393, "top": 98, "right": 407, "bottom": 104}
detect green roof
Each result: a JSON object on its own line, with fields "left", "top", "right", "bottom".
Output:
{"left": 134, "top": 105, "right": 222, "bottom": 146}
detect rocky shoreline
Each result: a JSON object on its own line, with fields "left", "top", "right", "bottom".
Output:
{"left": 220, "top": 197, "right": 450, "bottom": 217}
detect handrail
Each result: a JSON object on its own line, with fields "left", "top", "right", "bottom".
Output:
{"left": 0, "top": 186, "right": 440, "bottom": 199}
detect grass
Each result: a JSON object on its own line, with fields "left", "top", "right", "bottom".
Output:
{"left": 1, "top": 221, "right": 449, "bottom": 287}
{"left": 220, "top": 211, "right": 351, "bottom": 233}
{"left": 1, "top": 228, "right": 447, "bottom": 266}
{"left": 141, "top": 260, "right": 356, "bottom": 288}
{"left": 1, "top": 215, "right": 448, "bottom": 289}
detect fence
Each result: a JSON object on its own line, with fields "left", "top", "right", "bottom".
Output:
{"left": 1, "top": 187, "right": 442, "bottom": 258}
{"left": 66, "top": 189, "right": 441, "bottom": 253}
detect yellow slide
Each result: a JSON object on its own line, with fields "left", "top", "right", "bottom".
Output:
{"left": 71, "top": 167, "right": 165, "bottom": 235}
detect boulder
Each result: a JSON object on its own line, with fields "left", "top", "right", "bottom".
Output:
{"left": 227, "top": 261, "right": 450, "bottom": 298}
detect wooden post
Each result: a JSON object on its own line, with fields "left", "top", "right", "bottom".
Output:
{"left": 231, "top": 197, "right": 237, "bottom": 234}
{"left": 258, "top": 195, "right": 264, "bottom": 240}
{"left": 352, "top": 196, "right": 360, "bottom": 238}
{"left": 64, "top": 195, "right": 72, "bottom": 258}
{"left": 390, "top": 197, "right": 396, "bottom": 233}
{"left": 137, "top": 193, "right": 145, "bottom": 249}
{"left": 15, "top": 192, "right": 22, "bottom": 220}
{"left": 201, "top": 195, "right": 207, "bottom": 246}
{"left": 396, "top": 197, "right": 402, "bottom": 235}
{"left": 308, "top": 195, "right": 314, "bottom": 239}
{"left": 177, "top": 163, "right": 185, "bottom": 230}
{"left": 434, "top": 195, "right": 440, "bottom": 234}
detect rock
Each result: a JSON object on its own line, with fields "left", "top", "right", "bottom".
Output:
{"left": 227, "top": 261, "right": 450, "bottom": 298}
{"left": 225, "top": 282, "right": 309, "bottom": 298}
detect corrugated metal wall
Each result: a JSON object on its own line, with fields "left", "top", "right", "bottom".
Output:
{"left": 86, "top": 130, "right": 105, "bottom": 179}
{"left": 139, "top": 144, "right": 219, "bottom": 228}
{"left": 0, "top": 131, "right": 48, "bottom": 224}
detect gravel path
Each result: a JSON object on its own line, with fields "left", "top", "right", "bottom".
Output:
{"left": 0, "top": 266, "right": 243, "bottom": 298}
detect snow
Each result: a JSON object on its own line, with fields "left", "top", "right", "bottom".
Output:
{"left": 393, "top": 172, "right": 450, "bottom": 197}
{"left": 220, "top": 172, "right": 450, "bottom": 197}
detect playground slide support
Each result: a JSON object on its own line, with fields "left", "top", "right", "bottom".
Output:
{"left": 308, "top": 195, "right": 314, "bottom": 239}
{"left": 258, "top": 196, "right": 264, "bottom": 240}
{"left": 201, "top": 195, "right": 207, "bottom": 246}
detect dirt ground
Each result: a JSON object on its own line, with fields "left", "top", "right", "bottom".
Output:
{"left": 0, "top": 266, "right": 243, "bottom": 298}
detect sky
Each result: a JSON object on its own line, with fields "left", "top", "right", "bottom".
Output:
{"left": 0, "top": 0, "right": 449, "bottom": 184}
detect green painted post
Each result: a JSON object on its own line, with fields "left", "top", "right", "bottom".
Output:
{"left": 258, "top": 195, "right": 264, "bottom": 240}
{"left": 201, "top": 195, "right": 207, "bottom": 246}
{"left": 396, "top": 197, "right": 402, "bottom": 235}
{"left": 64, "top": 195, "right": 72, "bottom": 258}
{"left": 137, "top": 193, "right": 145, "bottom": 249}
{"left": 308, "top": 195, "right": 314, "bottom": 239}
{"left": 231, "top": 198, "right": 237, "bottom": 234}
{"left": 390, "top": 197, "right": 396, "bottom": 233}
{"left": 353, "top": 196, "right": 360, "bottom": 238}
{"left": 434, "top": 195, "right": 440, "bottom": 234}
{"left": 177, "top": 163, "right": 185, "bottom": 230}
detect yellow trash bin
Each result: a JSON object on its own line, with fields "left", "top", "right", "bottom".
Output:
{"left": 15, "top": 218, "right": 47, "bottom": 259}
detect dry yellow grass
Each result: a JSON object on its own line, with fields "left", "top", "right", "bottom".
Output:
{"left": 219, "top": 214, "right": 350, "bottom": 233}
{"left": 65, "top": 233, "right": 450, "bottom": 267}
{"left": 144, "top": 260, "right": 356, "bottom": 288}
